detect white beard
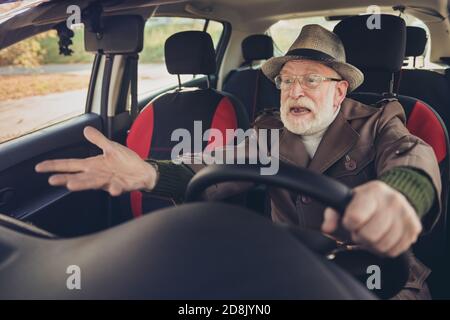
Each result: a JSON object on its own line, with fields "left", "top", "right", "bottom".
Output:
{"left": 280, "top": 89, "right": 339, "bottom": 136}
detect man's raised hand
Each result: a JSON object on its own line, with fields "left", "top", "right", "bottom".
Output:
{"left": 35, "top": 126, "right": 157, "bottom": 196}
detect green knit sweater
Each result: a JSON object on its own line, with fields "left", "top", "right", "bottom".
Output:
{"left": 144, "top": 160, "right": 435, "bottom": 218}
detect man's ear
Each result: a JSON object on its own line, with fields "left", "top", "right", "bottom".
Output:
{"left": 334, "top": 80, "right": 349, "bottom": 107}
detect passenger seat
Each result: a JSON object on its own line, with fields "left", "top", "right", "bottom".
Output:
{"left": 126, "top": 31, "right": 250, "bottom": 217}
{"left": 334, "top": 14, "right": 407, "bottom": 94}
{"left": 223, "top": 34, "right": 280, "bottom": 122}
{"left": 397, "top": 26, "right": 450, "bottom": 126}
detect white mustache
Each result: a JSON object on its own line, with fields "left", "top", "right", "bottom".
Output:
{"left": 285, "top": 97, "right": 316, "bottom": 112}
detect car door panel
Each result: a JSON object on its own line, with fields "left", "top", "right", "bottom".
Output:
{"left": 0, "top": 113, "right": 108, "bottom": 236}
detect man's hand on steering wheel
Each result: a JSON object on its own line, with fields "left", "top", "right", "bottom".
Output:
{"left": 35, "top": 126, "right": 157, "bottom": 196}
{"left": 321, "top": 180, "right": 422, "bottom": 258}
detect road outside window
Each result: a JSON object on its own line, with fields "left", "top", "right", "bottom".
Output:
{"left": 0, "top": 25, "right": 94, "bottom": 144}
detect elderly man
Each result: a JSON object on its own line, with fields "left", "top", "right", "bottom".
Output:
{"left": 35, "top": 25, "right": 441, "bottom": 299}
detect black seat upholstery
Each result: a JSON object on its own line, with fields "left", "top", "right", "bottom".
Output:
{"left": 334, "top": 15, "right": 449, "bottom": 169}
{"left": 334, "top": 14, "right": 407, "bottom": 94}
{"left": 397, "top": 26, "right": 450, "bottom": 127}
{"left": 126, "top": 31, "right": 250, "bottom": 217}
{"left": 405, "top": 26, "right": 428, "bottom": 65}
{"left": 335, "top": 14, "right": 450, "bottom": 297}
{"left": 223, "top": 34, "right": 280, "bottom": 122}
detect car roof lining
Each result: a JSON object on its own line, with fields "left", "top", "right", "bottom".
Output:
{"left": 154, "top": 0, "right": 448, "bottom": 24}
{"left": 1, "top": 0, "right": 449, "bottom": 63}
{"left": 153, "top": 0, "right": 450, "bottom": 64}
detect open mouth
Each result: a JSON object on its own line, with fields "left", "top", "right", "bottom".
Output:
{"left": 289, "top": 106, "right": 312, "bottom": 115}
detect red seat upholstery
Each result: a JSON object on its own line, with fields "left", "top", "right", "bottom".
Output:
{"left": 350, "top": 93, "right": 448, "bottom": 165}
{"left": 126, "top": 31, "right": 249, "bottom": 217}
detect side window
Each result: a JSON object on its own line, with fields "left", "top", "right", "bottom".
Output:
{"left": 138, "top": 17, "right": 224, "bottom": 97}
{"left": 0, "top": 26, "right": 94, "bottom": 144}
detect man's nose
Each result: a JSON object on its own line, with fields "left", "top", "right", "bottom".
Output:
{"left": 288, "top": 79, "right": 306, "bottom": 99}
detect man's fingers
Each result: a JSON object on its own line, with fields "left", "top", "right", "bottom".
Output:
{"left": 48, "top": 173, "right": 108, "bottom": 192}
{"left": 35, "top": 159, "right": 86, "bottom": 173}
{"left": 321, "top": 207, "right": 340, "bottom": 234}
{"left": 48, "top": 174, "right": 70, "bottom": 186}
{"left": 371, "top": 217, "right": 403, "bottom": 254}
{"left": 66, "top": 174, "right": 107, "bottom": 192}
{"left": 108, "top": 181, "right": 123, "bottom": 197}
{"left": 83, "top": 126, "right": 112, "bottom": 152}
{"left": 342, "top": 191, "right": 377, "bottom": 232}
{"left": 353, "top": 208, "right": 393, "bottom": 245}
{"left": 386, "top": 236, "right": 410, "bottom": 257}
{"left": 386, "top": 215, "right": 421, "bottom": 257}
{"left": 387, "top": 231, "right": 418, "bottom": 257}
{"left": 53, "top": 172, "right": 125, "bottom": 196}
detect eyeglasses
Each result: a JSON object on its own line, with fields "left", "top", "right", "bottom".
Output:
{"left": 274, "top": 73, "right": 342, "bottom": 90}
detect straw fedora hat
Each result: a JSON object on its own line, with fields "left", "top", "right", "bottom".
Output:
{"left": 261, "top": 24, "right": 364, "bottom": 92}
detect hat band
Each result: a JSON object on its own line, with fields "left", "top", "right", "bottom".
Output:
{"left": 285, "top": 48, "right": 336, "bottom": 62}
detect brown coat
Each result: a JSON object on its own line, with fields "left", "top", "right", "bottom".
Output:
{"left": 187, "top": 97, "right": 442, "bottom": 299}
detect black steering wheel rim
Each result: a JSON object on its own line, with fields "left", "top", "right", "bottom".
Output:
{"left": 184, "top": 161, "right": 410, "bottom": 299}
{"left": 185, "top": 161, "right": 354, "bottom": 214}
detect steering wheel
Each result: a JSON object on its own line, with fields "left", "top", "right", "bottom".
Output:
{"left": 184, "top": 162, "right": 409, "bottom": 299}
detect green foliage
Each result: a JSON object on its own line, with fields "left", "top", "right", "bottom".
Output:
{"left": 0, "top": 29, "right": 93, "bottom": 67}
{"left": 140, "top": 19, "right": 223, "bottom": 63}
{"left": 0, "top": 33, "right": 48, "bottom": 67}
{"left": 0, "top": 19, "right": 223, "bottom": 67}
{"left": 39, "top": 29, "right": 93, "bottom": 64}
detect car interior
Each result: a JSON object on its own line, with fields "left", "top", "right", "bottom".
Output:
{"left": 0, "top": 0, "right": 450, "bottom": 299}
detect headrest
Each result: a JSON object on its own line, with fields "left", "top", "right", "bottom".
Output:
{"left": 406, "top": 26, "right": 427, "bottom": 57}
{"left": 333, "top": 14, "right": 406, "bottom": 73}
{"left": 242, "top": 34, "right": 274, "bottom": 62}
{"left": 165, "top": 31, "right": 216, "bottom": 75}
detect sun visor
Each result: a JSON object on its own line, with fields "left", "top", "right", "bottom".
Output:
{"left": 84, "top": 15, "right": 144, "bottom": 54}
